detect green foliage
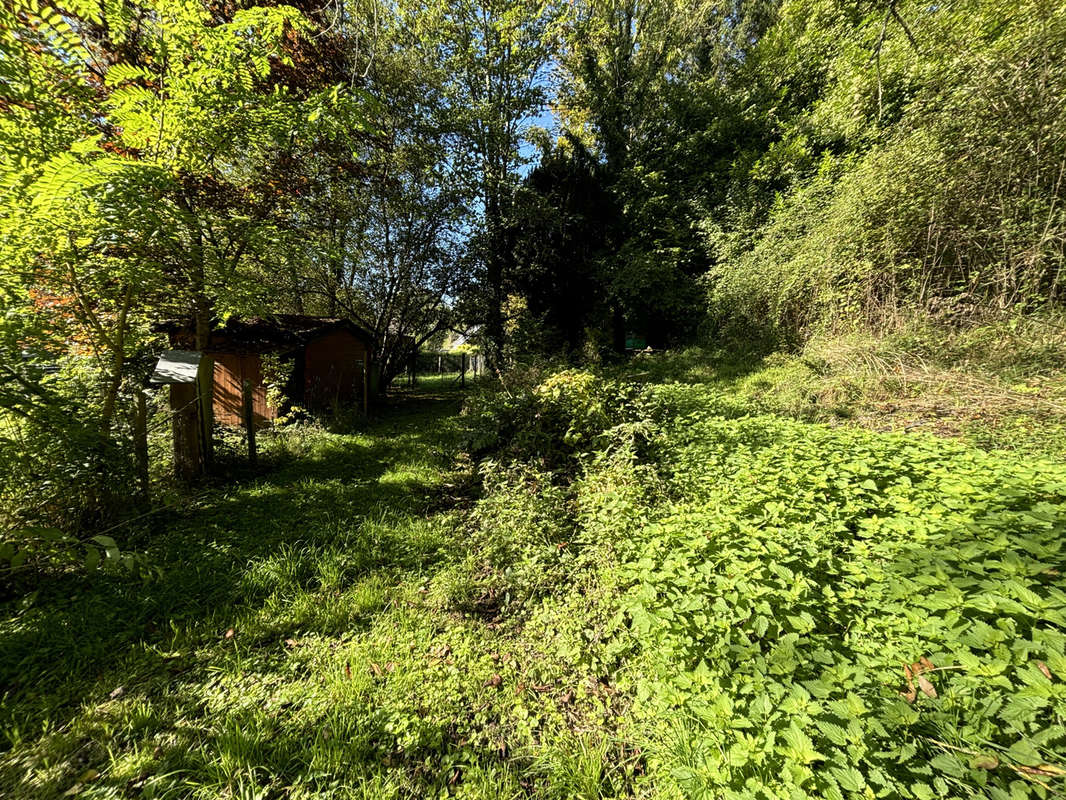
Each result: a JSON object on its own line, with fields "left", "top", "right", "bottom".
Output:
{"left": 704, "top": 0, "right": 1066, "bottom": 337}
{"left": 1, "top": 0, "right": 377, "bottom": 554}
{"left": 461, "top": 368, "right": 647, "bottom": 469}
{"left": 612, "top": 394, "right": 1066, "bottom": 797}
{"left": 5, "top": 362, "right": 1066, "bottom": 798}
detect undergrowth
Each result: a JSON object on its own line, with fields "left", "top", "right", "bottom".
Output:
{"left": 2, "top": 339, "right": 1066, "bottom": 798}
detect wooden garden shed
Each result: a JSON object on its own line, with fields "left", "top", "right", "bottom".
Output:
{"left": 164, "top": 315, "right": 377, "bottom": 426}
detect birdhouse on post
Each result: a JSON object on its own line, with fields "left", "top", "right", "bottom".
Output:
{"left": 150, "top": 350, "right": 214, "bottom": 481}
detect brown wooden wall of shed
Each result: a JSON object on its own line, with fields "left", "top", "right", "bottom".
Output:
{"left": 304, "top": 330, "right": 368, "bottom": 407}
{"left": 211, "top": 353, "right": 274, "bottom": 427}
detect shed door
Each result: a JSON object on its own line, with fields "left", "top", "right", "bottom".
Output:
{"left": 212, "top": 354, "right": 274, "bottom": 427}
{"left": 303, "top": 331, "right": 366, "bottom": 407}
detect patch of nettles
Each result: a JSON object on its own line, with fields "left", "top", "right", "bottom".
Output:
{"left": 610, "top": 384, "right": 1066, "bottom": 799}
{"left": 464, "top": 371, "right": 1066, "bottom": 798}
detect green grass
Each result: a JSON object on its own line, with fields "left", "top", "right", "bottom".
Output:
{"left": 0, "top": 387, "right": 538, "bottom": 798}
{"left": 615, "top": 316, "right": 1066, "bottom": 461}
{"left": 3, "top": 351, "right": 1066, "bottom": 799}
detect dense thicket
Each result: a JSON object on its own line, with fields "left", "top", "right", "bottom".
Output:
{"left": 705, "top": 0, "right": 1066, "bottom": 338}
{"left": 530, "top": 0, "right": 1066, "bottom": 347}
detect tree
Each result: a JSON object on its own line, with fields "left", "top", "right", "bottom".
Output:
{"left": 266, "top": 0, "right": 469, "bottom": 388}
{"left": 436, "top": 0, "right": 561, "bottom": 369}
{"left": 1, "top": 0, "right": 373, "bottom": 482}
{"left": 504, "top": 137, "right": 615, "bottom": 356}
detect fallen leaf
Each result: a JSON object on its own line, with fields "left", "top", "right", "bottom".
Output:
{"left": 370, "top": 662, "right": 383, "bottom": 677}
{"left": 344, "top": 662, "right": 352, "bottom": 680}
{"left": 901, "top": 662, "right": 916, "bottom": 702}
{"left": 385, "top": 661, "right": 396, "bottom": 673}
{"left": 223, "top": 628, "right": 235, "bottom": 640}
{"left": 1038, "top": 661, "right": 1053, "bottom": 681}
{"left": 919, "top": 656, "right": 935, "bottom": 672}
{"left": 484, "top": 673, "right": 502, "bottom": 689}
{"left": 560, "top": 689, "right": 575, "bottom": 705}
{"left": 284, "top": 638, "right": 298, "bottom": 649}
{"left": 109, "top": 686, "right": 125, "bottom": 700}
{"left": 917, "top": 674, "right": 937, "bottom": 698}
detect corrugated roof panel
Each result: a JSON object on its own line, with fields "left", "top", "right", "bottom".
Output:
{"left": 150, "top": 350, "right": 202, "bottom": 384}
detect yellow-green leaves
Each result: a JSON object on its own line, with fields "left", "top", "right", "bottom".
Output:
{"left": 609, "top": 382, "right": 1066, "bottom": 797}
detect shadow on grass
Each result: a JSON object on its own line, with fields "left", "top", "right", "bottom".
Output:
{"left": 0, "top": 390, "right": 464, "bottom": 752}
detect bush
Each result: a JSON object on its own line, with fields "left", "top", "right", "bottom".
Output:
{"left": 460, "top": 368, "right": 646, "bottom": 471}
{"left": 707, "top": 0, "right": 1066, "bottom": 340}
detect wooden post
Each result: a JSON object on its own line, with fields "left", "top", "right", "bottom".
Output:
{"left": 242, "top": 380, "right": 257, "bottom": 466}
{"left": 134, "top": 389, "right": 150, "bottom": 502}
{"left": 461, "top": 352, "right": 466, "bottom": 388}
{"left": 197, "top": 356, "right": 214, "bottom": 471}
{"left": 362, "top": 358, "right": 369, "bottom": 417}
{"left": 171, "top": 383, "right": 201, "bottom": 481}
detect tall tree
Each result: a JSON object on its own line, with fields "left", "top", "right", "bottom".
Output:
{"left": 1, "top": 0, "right": 372, "bottom": 468}
{"left": 267, "top": 0, "right": 469, "bottom": 388}
{"left": 436, "top": 0, "right": 561, "bottom": 369}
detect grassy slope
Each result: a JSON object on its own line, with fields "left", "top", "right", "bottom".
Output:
{"left": 2, "top": 347, "right": 1066, "bottom": 799}
{"left": 629, "top": 315, "right": 1066, "bottom": 461}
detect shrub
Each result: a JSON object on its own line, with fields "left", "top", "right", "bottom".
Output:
{"left": 460, "top": 368, "right": 646, "bottom": 471}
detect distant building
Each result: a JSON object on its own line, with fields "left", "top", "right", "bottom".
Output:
{"left": 162, "top": 315, "right": 377, "bottom": 426}
{"left": 441, "top": 326, "right": 484, "bottom": 375}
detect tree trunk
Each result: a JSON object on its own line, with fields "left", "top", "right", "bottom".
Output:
{"left": 100, "top": 284, "right": 133, "bottom": 432}
{"left": 484, "top": 196, "right": 506, "bottom": 372}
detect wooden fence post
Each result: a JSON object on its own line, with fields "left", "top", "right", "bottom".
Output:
{"left": 171, "top": 383, "right": 201, "bottom": 481}
{"left": 134, "top": 389, "right": 150, "bottom": 503}
{"left": 242, "top": 380, "right": 257, "bottom": 466}
{"left": 362, "top": 358, "right": 369, "bottom": 417}
{"left": 197, "top": 356, "right": 214, "bottom": 471}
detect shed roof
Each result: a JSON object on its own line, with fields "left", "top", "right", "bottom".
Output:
{"left": 215, "top": 315, "right": 376, "bottom": 349}
{"left": 160, "top": 315, "right": 377, "bottom": 353}
{"left": 150, "top": 350, "right": 202, "bottom": 384}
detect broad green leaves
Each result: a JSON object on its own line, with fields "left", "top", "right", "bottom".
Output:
{"left": 610, "top": 384, "right": 1066, "bottom": 797}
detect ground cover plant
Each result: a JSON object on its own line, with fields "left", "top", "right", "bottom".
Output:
{"left": 613, "top": 385, "right": 1066, "bottom": 798}
{"left": 4, "top": 360, "right": 1065, "bottom": 799}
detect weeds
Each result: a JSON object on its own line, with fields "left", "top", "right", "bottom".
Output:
{"left": 3, "top": 339, "right": 1066, "bottom": 798}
